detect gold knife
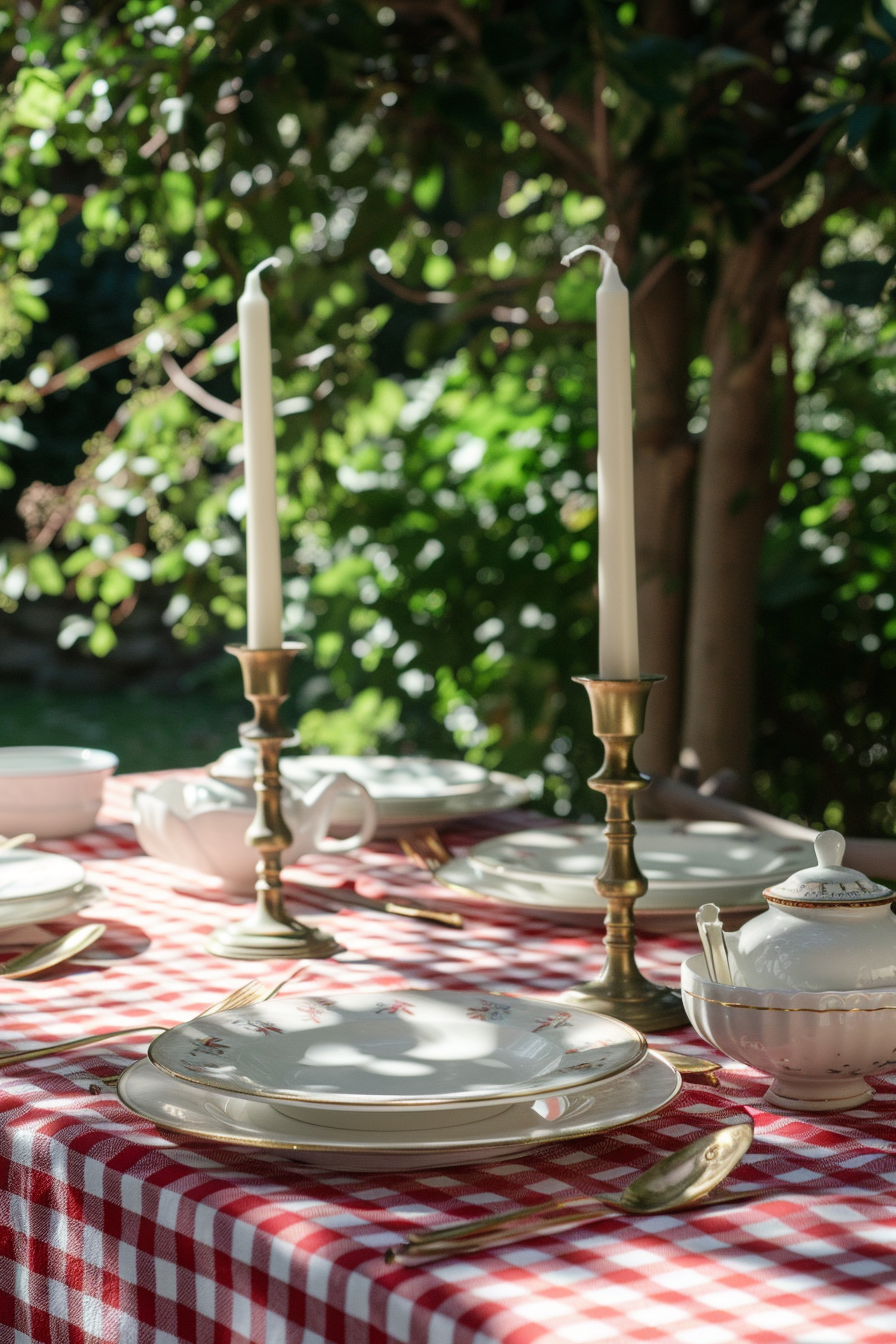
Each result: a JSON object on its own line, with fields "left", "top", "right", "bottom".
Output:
{"left": 294, "top": 884, "right": 464, "bottom": 928}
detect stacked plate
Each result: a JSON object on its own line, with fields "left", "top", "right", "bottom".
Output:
{"left": 209, "top": 750, "right": 532, "bottom": 836}
{"left": 434, "top": 821, "right": 816, "bottom": 932}
{"left": 115, "top": 990, "right": 681, "bottom": 1171}
{"left": 0, "top": 850, "right": 99, "bottom": 930}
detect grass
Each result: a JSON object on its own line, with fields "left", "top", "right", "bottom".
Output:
{"left": 0, "top": 683, "right": 246, "bottom": 773}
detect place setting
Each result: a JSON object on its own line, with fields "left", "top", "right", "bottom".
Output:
{"left": 0, "top": 835, "right": 107, "bottom": 974}
{"left": 0, "top": 848, "right": 99, "bottom": 931}
{"left": 112, "top": 989, "right": 685, "bottom": 1173}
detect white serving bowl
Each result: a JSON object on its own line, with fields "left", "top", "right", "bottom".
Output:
{"left": 0, "top": 746, "right": 118, "bottom": 839}
{"left": 681, "top": 953, "right": 896, "bottom": 1112}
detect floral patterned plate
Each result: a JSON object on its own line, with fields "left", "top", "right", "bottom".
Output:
{"left": 148, "top": 990, "right": 646, "bottom": 1110}
{"left": 118, "top": 1051, "right": 680, "bottom": 1171}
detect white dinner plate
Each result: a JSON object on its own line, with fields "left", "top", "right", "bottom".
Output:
{"left": 0, "top": 851, "right": 86, "bottom": 903}
{"left": 284, "top": 755, "right": 489, "bottom": 798}
{"left": 208, "top": 750, "right": 532, "bottom": 832}
{"left": 467, "top": 821, "right": 815, "bottom": 910}
{"left": 0, "top": 883, "right": 101, "bottom": 931}
{"left": 148, "top": 991, "right": 646, "bottom": 1110}
{"left": 430, "top": 857, "right": 766, "bottom": 931}
{"left": 117, "top": 1051, "right": 681, "bottom": 1171}
{"left": 211, "top": 749, "right": 487, "bottom": 799}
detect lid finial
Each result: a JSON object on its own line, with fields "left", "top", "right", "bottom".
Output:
{"left": 764, "top": 826, "right": 891, "bottom": 906}
{"left": 814, "top": 829, "right": 846, "bottom": 869}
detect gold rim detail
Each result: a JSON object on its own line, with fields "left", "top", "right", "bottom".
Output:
{"left": 115, "top": 1064, "right": 681, "bottom": 1155}
{"left": 765, "top": 894, "right": 894, "bottom": 910}
{"left": 435, "top": 876, "right": 762, "bottom": 920}
{"left": 684, "top": 986, "right": 896, "bottom": 1013}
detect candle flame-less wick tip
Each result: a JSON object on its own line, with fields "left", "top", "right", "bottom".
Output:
{"left": 561, "top": 244, "right": 612, "bottom": 268}
{"left": 248, "top": 256, "right": 282, "bottom": 279}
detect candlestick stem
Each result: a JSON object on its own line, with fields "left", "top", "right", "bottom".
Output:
{"left": 204, "top": 644, "right": 343, "bottom": 961}
{"left": 562, "top": 675, "right": 687, "bottom": 1030}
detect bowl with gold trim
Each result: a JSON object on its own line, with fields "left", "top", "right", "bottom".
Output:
{"left": 681, "top": 954, "right": 896, "bottom": 1112}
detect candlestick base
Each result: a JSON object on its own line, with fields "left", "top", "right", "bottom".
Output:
{"left": 204, "top": 644, "right": 344, "bottom": 964}
{"left": 205, "top": 914, "right": 343, "bottom": 963}
{"left": 562, "top": 979, "right": 688, "bottom": 1032}
{"left": 561, "top": 675, "right": 688, "bottom": 1032}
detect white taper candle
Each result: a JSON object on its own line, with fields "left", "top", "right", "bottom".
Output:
{"left": 238, "top": 256, "right": 283, "bottom": 650}
{"left": 562, "top": 244, "right": 640, "bottom": 679}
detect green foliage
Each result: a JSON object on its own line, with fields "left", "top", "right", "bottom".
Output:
{"left": 3, "top": 1, "right": 896, "bottom": 824}
{"left": 299, "top": 688, "right": 400, "bottom": 755}
{"left": 11, "top": 68, "right": 64, "bottom": 130}
{"left": 757, "top": 267, "right": 896, "bottom": 836}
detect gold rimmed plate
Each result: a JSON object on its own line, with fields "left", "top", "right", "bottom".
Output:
{"left": 117, "top": 1051, "right": 681, "bottom": 1171}
{"left": 430, "top": 858, "right": 765, "bottom": 931}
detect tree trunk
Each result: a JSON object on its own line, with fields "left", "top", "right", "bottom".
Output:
{"left": 631, "top": 261, "right": 694, "bottom": 778}
{"left": 681, "top": 231, "right": 786, "bottom": 783}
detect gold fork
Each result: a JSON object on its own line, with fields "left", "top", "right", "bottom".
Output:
{"left": 417, "top": 829, "right": 452, "bottom": 864}
{"left": 0, "top": 966, "right": 304, "bottom": 1068}
{"left": 400, "top": 829, "right": 451, "bottom": 872}
{"left": 400, "top": 838, "right": 435, "bottom": 872}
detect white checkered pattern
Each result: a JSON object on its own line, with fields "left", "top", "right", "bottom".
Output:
{"left": 0, "top": 771, "right": 894, "bottom": 1342}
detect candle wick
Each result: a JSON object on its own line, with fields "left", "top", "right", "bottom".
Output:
{"left": 561, "top": 243, "right": 613, "bottom": 269}
{"left": 248, "top": 256, "right": 282, "bottom": 279}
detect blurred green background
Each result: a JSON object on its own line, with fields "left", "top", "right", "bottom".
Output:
{"left": 0, "top": 682, "right": 241, "bottom": 772}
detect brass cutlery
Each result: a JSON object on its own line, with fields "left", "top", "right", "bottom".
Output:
{"left": 295, "top": 884, "right": 463, "bottom": 929}
{"left": 387, "top": 1121, "right": 754, "bottom": 1264}
{"left": 0, "top": 966, "right": 304, "bottom": 1068}
{"left": 400, "top": 829, "right": 452, "bottom": 872}
{"left": 418, "top": 829, "right": 452, "bottom": 864}
{"left": 0, "top": 923, "right": 106, "bottom": 979}
{"left": 400, "top": 838, "right": 437, "bottom": 872}
{"left": 650, "top": 1047, "right": 721, "bottom": 1085}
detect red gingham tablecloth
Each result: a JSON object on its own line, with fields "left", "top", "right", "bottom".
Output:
{"left": 1, "top": 771, "right": 896, "bottom": 1344}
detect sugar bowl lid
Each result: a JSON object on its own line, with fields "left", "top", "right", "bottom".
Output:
{"left": 764, "top": 830, "right": 892, "bottom": 907}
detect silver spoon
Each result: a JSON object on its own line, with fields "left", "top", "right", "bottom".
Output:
{"left": 387, "top": 1120, "right": 754, "bottom": 1264}
{"left": 0, "top": 923, "right": 106, "bottom": 979}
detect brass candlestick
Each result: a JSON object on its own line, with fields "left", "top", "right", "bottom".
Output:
{"left": 562, "top": 675, "right": 687, "bottom": 1030}
{"left": 204, "top": 643, "right": 344, "bottom": 962}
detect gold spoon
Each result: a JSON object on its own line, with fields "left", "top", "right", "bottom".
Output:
{"left": 0, "top": 923, "right": 106, "bottom": 979}
{"left": 651, "top": 1047, "right": 721, "bottom": 1085}
{"left": 386, "top": 1120, "right": 754, "bottom": 1264}
{"left": 0, "top": 966, "right": 304, "bottom": 1067}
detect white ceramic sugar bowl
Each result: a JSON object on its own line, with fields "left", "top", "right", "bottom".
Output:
{"left": 726, "top": 830, "right": 896, "bottom": 991}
